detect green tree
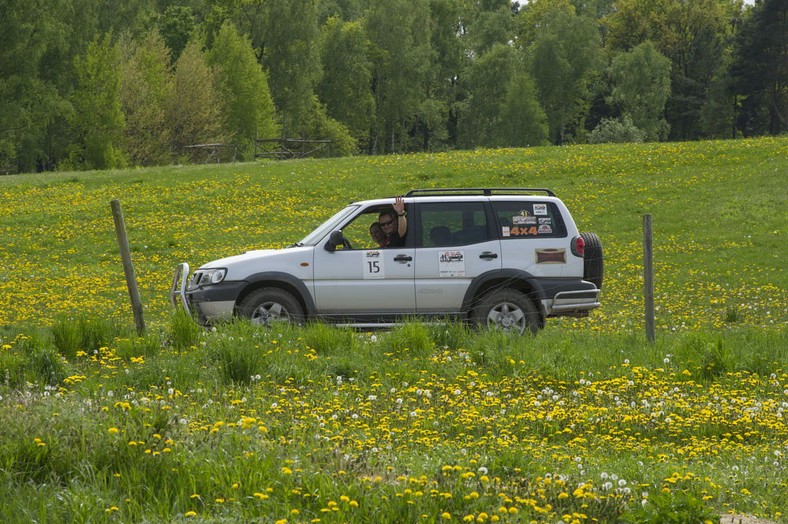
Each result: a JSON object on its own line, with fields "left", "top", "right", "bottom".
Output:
{"left": 516, "top": 0, "right": 574, "bottom": 47}
{"left": 730, "top": 0, "right": 787, "bottom": 136}
{"left": 159, "top": 5, "right": 197, "bottom": 61}
{"left": 208, "top": 22, "right": 278, "bottom": 157}
{"left": 69, "top": 33, "right": 126, "bottom": 169}
{"left": 168, "top": 38, "right": 225, "bottom": 159}
{"left": 366, "top": 0, "right": 432, "bottom": 153}
{"left": 498, "top": 72, "right": 549, "bottom": 147}
{"left": 466, "top": 0, "right": 516, "bottom": 55}
{"left": 0, "top": 0, "right": 95, "bottom": 173}
{"left": 604, "top": 0, "right": 735, "bottom": 140}
{"left": 530, "top": 10, "right": 603, "bottom": 143}
{"left": 317, "top": 17, "right": 375, "bottom": 149}
{"left": 457, "top": 43, "right": 517, "bottom": 147}
{"left": 121, "top": 30, "right": 173, "bottom": 166}
{"left": 428, "top": 0, "right": 468, "bottom": 147}
{"left": 262, "top": 0, "right": 322, "bottom": 136}
{"left": 302, "top": 96, "right": 358, "bottom": 156}
{"left": 608, "top": 40, "right": 672, "bottom": 141}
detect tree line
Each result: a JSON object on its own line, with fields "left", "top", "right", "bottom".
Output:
{"left": 1, "top": 0, "right": 785, "bottom": 174}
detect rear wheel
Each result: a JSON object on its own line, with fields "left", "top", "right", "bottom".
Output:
{"left": 237, "top": 288, "right": 304, "bottom": 327}
{"left": 473, "top": 289, "right": 540, "bottom": 335}
{"left": 580, "top": 232, "right": 604, "bottom": 289}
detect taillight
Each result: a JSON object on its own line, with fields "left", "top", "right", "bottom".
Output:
{"left": 571, "top": 235, "right": 585, "bottom": 257}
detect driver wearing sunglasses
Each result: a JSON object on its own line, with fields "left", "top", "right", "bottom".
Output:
{"left": 378, "top": 196, "right": 407, "bottom": 248}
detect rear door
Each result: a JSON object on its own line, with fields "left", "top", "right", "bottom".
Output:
{"left": 413, "top": 200, "right": 501, "bottom": 313}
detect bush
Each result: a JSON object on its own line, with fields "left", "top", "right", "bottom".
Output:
{"left": 588, "top": 115, "right": 647, "bottom": 144}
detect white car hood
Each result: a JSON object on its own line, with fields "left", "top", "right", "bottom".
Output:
{"left": 199, "top": 246, "right": 313, "bottom": 281}
{"left": 201, "top": 249, "right": 278, "bottom": 268}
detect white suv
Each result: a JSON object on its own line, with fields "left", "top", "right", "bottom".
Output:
{"left": 171, "top": 188, "right": 603, "bottom": 334}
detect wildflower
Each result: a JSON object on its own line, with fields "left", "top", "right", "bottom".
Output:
{"left": 184, "top": 511, "right": 197, "bottom": 517}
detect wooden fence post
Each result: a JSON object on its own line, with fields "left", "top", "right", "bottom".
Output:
{"left": 643, "top": 214, "right": 655, "bottom": 343}
{"left": 111, "top": 199, "right": 146, "bottom": 335}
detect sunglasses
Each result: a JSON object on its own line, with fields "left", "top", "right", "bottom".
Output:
{"left": 379, "top": 219, "right": 395, "bottom": 227}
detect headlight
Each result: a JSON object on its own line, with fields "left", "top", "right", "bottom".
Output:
{"left": 188, "top": 268, "right": 227, "bottom": 289}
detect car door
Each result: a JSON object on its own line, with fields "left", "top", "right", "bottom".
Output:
{"left": 413, "top": 200, "right": 501, "bottom": 313}
{"left": 312, "top": 208, "right": 416, "bottom": 316}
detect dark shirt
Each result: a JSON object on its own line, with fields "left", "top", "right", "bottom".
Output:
{"left": 386, "top": 232, "right": 406, "bottom": 248}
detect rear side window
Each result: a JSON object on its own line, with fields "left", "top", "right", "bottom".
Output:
{"left": 492, "top": 201, "right": 566, "bottom": 239}
{"left": 418, "top": 202, "right": 491, "bottom": 247}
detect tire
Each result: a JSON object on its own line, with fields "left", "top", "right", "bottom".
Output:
{"left": 580, "top": 232, "right": 604, "bottom": 290}
{"left": 473, "top": 288, "right": 541, "bottom": 335}
{"left": 237, "top": 288, "right": 304, "bottom": 327}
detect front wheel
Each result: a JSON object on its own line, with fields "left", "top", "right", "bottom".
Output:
{"left": 237, "top": 288, "right": 304, "bottom": 327}
{"left": 473, "top": 289, "right": 540, "bottom": 335}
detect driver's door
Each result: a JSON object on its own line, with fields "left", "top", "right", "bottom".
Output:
{"left": 311, "top": 209, "right": 415, "bottom": 316}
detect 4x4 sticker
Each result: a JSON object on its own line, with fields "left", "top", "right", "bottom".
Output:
{"left": 439, "top": 250, "right": 465, "bottom": 277}
{"left": 363, "top": 250, "right": 385, "bottom": 279}
{"left": 509, "top": 226, "right": 538, "bottom": 236}
{"left": 536, "top": 248, "right": 566, "bottom": 264}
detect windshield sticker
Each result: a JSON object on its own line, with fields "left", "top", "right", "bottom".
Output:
{"left": 539, "top": 217, "right": 552, "bottom": 225}
{"left": 363, "top": 250, "right": 385, "bottom": 279}
{"left": 502, "top": 226, "right": 511, "bottom": 237}
{"left": 538, "top": 224, "right": 553, "bottom": 234}
{"left": 439, "top": 250, "right": 465, "bottom": 277}
{"left": 536, "top": 248, "right": 566, "bottom": 264}
{"left": 533, "top": 204, "right": 548, "bottom": 215}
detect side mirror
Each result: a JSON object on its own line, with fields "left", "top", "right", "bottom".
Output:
{"left": 325, "top": 230, "right": 344, "bottom": 252}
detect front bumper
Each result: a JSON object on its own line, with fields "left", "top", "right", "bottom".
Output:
{"left": 170, "top": 263, "right": 191, "bottom": 312}
{"left": 170, "top": 263, "right": 243, "bottom": 323}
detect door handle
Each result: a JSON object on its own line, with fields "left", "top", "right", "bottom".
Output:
{"left": 479, "top": 251, "right": 498, "bottom": 260}
{"left": 393, "top": 254, "right": 413, "bottom": 262}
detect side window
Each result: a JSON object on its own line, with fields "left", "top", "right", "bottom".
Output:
{"left": 418, "top": 202, "right": 491, "bottom": 247}
{"left": 492, "top": 201, "right": 566, "bottom": 239}
{"left": 338, "top": 209, "right": 389, "bottom": 250}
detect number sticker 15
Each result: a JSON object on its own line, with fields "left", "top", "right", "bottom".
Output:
{"left": 363, "top": 252, "right": 385, "bottom": 279}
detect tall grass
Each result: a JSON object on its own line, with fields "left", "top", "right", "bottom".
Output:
{"left": 2, "top": 315, "right": 785, "bottom": 522}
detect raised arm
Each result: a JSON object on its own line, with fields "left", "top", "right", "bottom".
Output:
{"left": 393, "top": 196, "right": 407, "bottom": 238}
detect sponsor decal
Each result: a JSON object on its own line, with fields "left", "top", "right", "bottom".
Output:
{"left": 439, "top": 250, "right": 465, "bottom": 277}
{"left": 535, "top": 248, "right": 566, "bottom": 264}
{"left": 533, "top": 203, "right": 548, "bottom": 216}
{"left": 538, "top": 217, "right": 552, "bottom": 225}
{"left": 538, "top": 224, "right": 553, "bottom": 234}
{"left": 513, "top": 215, "right": 537, "bottom": 225}
{"left": 502, "top": 226, "right": 511, "bottom": 237}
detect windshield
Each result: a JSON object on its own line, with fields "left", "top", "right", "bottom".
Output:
{"left": 296, "top": 204, "right": 360, "bottom": 246}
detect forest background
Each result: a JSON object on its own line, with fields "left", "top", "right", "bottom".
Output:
{"left": 1, "top": 0, "right": 785, "bottom": 174}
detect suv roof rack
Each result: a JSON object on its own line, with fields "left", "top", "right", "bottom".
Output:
{"left": 404, "top": 188, "right": 556, "bottom": 198}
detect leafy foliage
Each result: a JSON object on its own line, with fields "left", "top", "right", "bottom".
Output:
{"left": 208, "top": 22, "right": 278, "bottom": 158}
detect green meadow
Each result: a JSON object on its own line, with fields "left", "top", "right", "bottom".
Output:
{"left": 0, "top": 137, "right": 786, "bottom": 523}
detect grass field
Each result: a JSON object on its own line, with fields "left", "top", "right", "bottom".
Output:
{"left": 0, "top": 137, "right": 786, "bottom": 523}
